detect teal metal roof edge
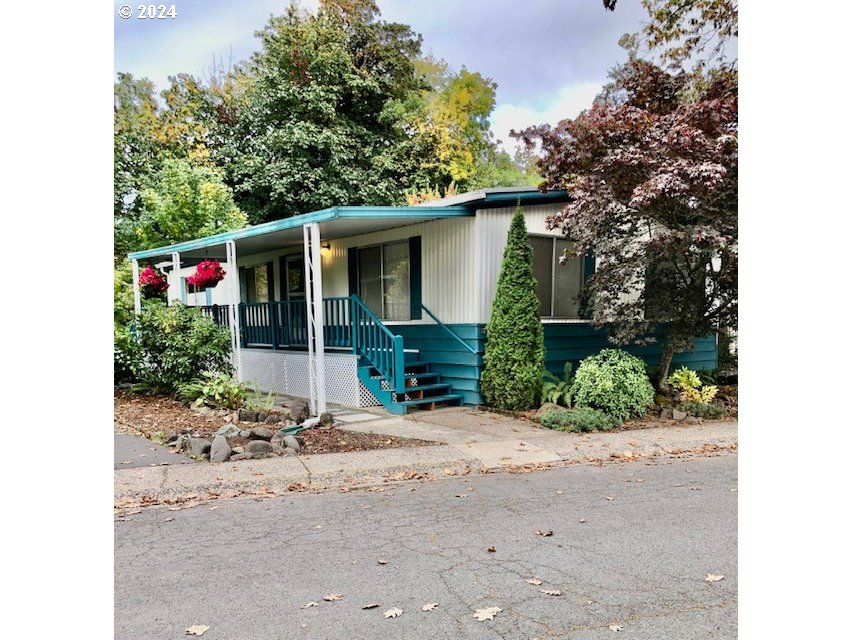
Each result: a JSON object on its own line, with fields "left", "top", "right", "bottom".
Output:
{"left": 127, "top": 205, "right": 472, "bottom": 260}
{"left": 477, "top": 189, "right": 570, "bottom": 207}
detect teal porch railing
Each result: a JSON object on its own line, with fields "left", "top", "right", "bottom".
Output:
{"left": 351, "top": 295, "right": 406, "bottom": 393}
{"left": 236, "top": 297, "right": 352, "bottom": 350}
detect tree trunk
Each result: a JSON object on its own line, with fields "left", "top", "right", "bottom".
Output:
{"left": 657, "top": 341, "right": 676, "bottom": 393}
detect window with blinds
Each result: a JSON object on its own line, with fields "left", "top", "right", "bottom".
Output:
{"left": 357, "top": 240, "right": 411, "bottom": 321}
{"left": 529, "top": 235, "right": 584, "bottom": 319}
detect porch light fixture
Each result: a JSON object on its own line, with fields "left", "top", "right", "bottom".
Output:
{"left": 320, "top": 242, "right": 331, "bottom": 255}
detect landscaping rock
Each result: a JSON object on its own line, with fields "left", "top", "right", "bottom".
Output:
{"left": 249, "top": 427, "right": 274, "bottom": 441}
{"left": 210, "top": 435, "right": 232, "bottom": 463}
{"left": 216, "top": 424, "right": 242, "bottom": 438}
{"left": 257, "top": 412, "right": 269, "bottom": 423}
{"left": 660, "top": 407, "right": 673, "bottom": 420}
{"left": 232, "top": 446, "right": 245, "bottom": 454}
{"left": 245, "top": 440, "right": 274, "bottom": 455}
{"left": 189, "top": 437, "right": 212, "bottom": 457}
{"left": 686, "top": 416, "right": 701, "bottom": 424}
{"left": 230, "top": 452, "right": 255, "bottom": 461}
{"left": 319, "top": 412, "right": 334, "bottom": 427}
{"left": 672, "top": 409, "right": 688, "bottom": 421}
{"left": 238, "top": 409, "right": 258, "bottom": 423}
{"left": 284, "top": 447, "right": 299, "bottom": 456}
{"left": 283, "top": 435, "right": 302, "bottom": 453}
{"left": 239, "top": 430, "right": 252, "bottom": 438}
{"left": 289, "top": 399, "right": 311, "bottom": 424}
{"left": 271, "top": 444, "right": 286, "bottom": 456}
{"left": 264, "top": 414, "right": 282, "bottom": 425}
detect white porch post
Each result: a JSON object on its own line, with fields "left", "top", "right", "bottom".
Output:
{"left": 225, "top": 240, "right": 243, "bottom": 380}
{"left": 171, "top": 251, "right": 181, "bottom": 306}
{"left": 303, "top": 223, "right": 326, "bottom": 415}
{"left": 131, "top": 259, "right": 141, "bottom": 317}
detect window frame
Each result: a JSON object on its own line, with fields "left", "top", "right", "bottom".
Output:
{"left": 529, "top": 233, "right": 585, "bottom": 320}
{"left": 356, "top": 239, "right": 411, "bottom": 321}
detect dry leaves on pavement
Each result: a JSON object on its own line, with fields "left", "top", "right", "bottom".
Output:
{"left": 526, "top": 578, "right": 543, "bottom": 586}
{"left": 705, "top": 573, "right": 725, "bottom": 583}
{"left": 539, "top": 589, "right": 562, "bottom": 596}
{"left": 473, "top": 606, "right": 502, "bottom": 621}
{"left": 421, "top": 603, "right": 438, "bottom": 611}
{"left": 301, "top": 602, "right": 318, "bottom": 608}
{"left": 609, "top": 624, "right": 624, "bottom": 632}
{"left": 534, "top": 529, "right": 554, "bottom": 537}
{"left": 384, "top": 608, "right": 403, "bottom": 618}
{"left": 486, "top": 546, "right": 496, "bottom": 553}
{"left": 361, "top": 603, "right": 380, "bottom": 610}
{"left": 323, "top": 593, "right": 343, "bottom": 601}
{"left": 185, "top": 625, "right": 210, "bottom": 636}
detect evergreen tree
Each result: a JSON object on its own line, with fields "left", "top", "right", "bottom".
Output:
{"left": 480, "top": 206, "right": 545, "bottom": 410}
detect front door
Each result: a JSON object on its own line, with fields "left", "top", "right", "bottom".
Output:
{"left": 280, "top": 254, "right": 306, "bottom": 345}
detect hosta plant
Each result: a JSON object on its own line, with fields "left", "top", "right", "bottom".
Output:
{"left": 178, "top": 372, "right": 246, "bottom": 409}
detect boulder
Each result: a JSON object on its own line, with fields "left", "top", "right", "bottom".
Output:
{"left": 319, "top": 412, "right": 334, "bottom": 427}
{"left": 264, "top": 414, "right": 282, "bottom": 425}
{"left": 283, "top": 435, "right": 302, "bottom": 453}
{"left": 230, "top": 452, "right": 255, "bottom": 461}
{"left": 249, "top": 427, "right": 274, "bottom": 441}
{"left": 188, "top": 437, "right": 212, "bottom": 457}
{"left": 239, "top": 430, "right": 252, "bottom": 438}
{"left": 672, "top": 409, "right": 688, "bottom": 421}
{"left": 210, "top": 435, "right": 232, "bottom": 463}
{"left": 659, "top": 407, "right": 673, "bottom": 420}
{"left": 245, "top": 440, "right": 274, "bottom": 455}
{"left": 289, "top": 399, "right": 311, "bottom": 424}
{"left": 216, "top": 424, "right": 242, "bottom": 438}
{"left": 257, "top": 412, "right": 269, "bottom": 423}
{"left": 238, "top": 409, "right": 258, "bottom": 423}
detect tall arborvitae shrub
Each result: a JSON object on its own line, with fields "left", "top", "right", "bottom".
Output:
{"left": 480, "top": 206, "right": 545, "bottom": 410}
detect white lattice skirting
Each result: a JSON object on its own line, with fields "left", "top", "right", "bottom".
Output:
{"left": 238, "top": 348, "right": 380, "bottom": 408}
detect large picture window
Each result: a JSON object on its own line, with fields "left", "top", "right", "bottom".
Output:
{"left": 529, "top": 235, "right": 584, "bottom": 319}
{"left": 244, "top": 264, "right": 270, "bottom": 303}
{"left": 358, "top": 240, "right": 411, "bottom": 321}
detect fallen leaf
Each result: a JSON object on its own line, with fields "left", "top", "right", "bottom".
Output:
{"left": 539, "top": 589, "right": 562, "bottom": 596}
{"left": 705, "top": 573, "right": 725, "bottom": 583}
{"left": 362, "top": 603, "right": 380, "bottom": 610}
{"left": 454, "top": 494, "right": 468, "bottom": 498}
{"left": 473, "top": 606, "right": 502, "bottom": 621}
{"left": 323, "top": 593, "right": 343, "bottom": 601}
{"left": 301, "top": 602, "right": 318, "bottom": 608}
{"left": 421, "top": 602, "right": 438, "bottom": 611}
{"left": 556, "top": 490, "right": 563, "bottom": 495}
{"left": 609, "top": 624, "right": 624, "bottom": 632}
{"left": 487, "top": 546, "right": 496, "bottom": 553}
{"left": 605, "top": 496, "right": 614, "bottom": 501}
{"left": 384, "top": 608, "right": 403, "bottom": 618}
{"left": 377, "top": 559, "right": 388, "bottom": 565}
{"left": 185, "top": 624, "right": 210, "bottom": 636}
{"left": 535, "top": 529, "right": 554, "bottom": 537}
{"left": 164, "top": 517, "right": 174, "bottom": 522}
{"left": 443, "top": 468, "right": 454, "bottom": 476}
{"left": 526, "top": 578, "right": 543, "bottom": 586}
{"left": 579, "top": 519, "right": 587, "bottom": 523}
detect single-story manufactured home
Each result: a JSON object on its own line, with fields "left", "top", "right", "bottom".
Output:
{"left": 127, "top": 187, "right": 716, "bottom": 415}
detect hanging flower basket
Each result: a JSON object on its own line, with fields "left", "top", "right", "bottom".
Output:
{"left": 138, "top": 265, "right": 168, "bottom": 298}
{"left": 187, "top": 259, "right": 226, "bottom": 290}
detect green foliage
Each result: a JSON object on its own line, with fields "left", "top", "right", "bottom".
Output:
{"left": 481, "top": 207, "right": 545, "bottom": 410}
{"left": 114, "top": 323, "right": 142, "bottom": 384}
{"left": 540, "top": 407, "right": 619, "bottom": 433}
{"left": 677, "top": 400, "right": 726, "bottom": 419}
{"left": 541, "top": 362, "right": 574, "bottom": 407}
{"left": 114, "top": 260, "right": 135, "bottom": 327}
{"left": 572, "top": 349, "right": 655, "bottom": 421}
{"left": 245, "top": 386, "right": 277, "bottom": 413}
{"left": 134, "top": 158, "right": 247, "bottom": 250}
{"left": 668, "top": 366, "right": 718, "bottom": 403}
{"left": 135, "top": 302, "right": 232, "bottom": 394}
{"left": 178, "top": 372, "right": 247, "bottom": 409}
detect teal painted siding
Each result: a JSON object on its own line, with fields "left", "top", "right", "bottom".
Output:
{"left": 396, "top": 321, "right": 716, "bottom": 406}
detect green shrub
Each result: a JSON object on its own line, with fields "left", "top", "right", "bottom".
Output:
{"left": 135, "top": 302, "right": 232, "bottom": 394}
{"left": 178, "top": 372, "right": 246, "bottom": 409}
{"left": 572, "top": 349, "right": 655, "bottom": 421}
{"left": 114, "top": 323, "right": 141, "bottom": 384}
{"left": 678, "top": 401, "right": 727, "bottom": 419}
{"left": 668, "top": 365, "right": 718, "bottom": 403}
{"left": 541, "top": 362, "right": 574, "bottom": 407}
{"left": 480, "top": 205, "right": 545, "bottom": 410}
{"left": 540, "top": 407, "right": 619, "bottom": 432}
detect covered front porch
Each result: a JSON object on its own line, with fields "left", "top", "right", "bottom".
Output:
{"left": 127, "top": 206, "right": 475, "bottom": 414}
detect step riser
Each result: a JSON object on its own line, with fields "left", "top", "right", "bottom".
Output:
{"left": 357, "top": 360, "right": 462, "bottom": 414}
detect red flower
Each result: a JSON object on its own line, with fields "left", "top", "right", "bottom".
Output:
{"left": 138, "top": 265, "right": 168, "bottom": 298}
{"left": 188, "top": 259, "right": 226, "bottom": 289}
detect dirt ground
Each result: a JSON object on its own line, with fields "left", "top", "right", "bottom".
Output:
{"left": 114, "top": 389, "right": 439, "bottom": 455}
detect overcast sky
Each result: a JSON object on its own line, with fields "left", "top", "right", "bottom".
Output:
{"left": 114, "top": 0, "right": 650, "bottom": 151}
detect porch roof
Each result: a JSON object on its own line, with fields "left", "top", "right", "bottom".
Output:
{"left": 127, "top": 205, "right": 472, "bottom": 264}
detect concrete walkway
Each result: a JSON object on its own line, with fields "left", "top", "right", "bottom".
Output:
{"left": 115, "top": 407, "right": 737, "bottom": 506}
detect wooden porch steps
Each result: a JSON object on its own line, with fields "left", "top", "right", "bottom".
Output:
{"left": 357, "top": 358, "right": 464, "bottom": 415}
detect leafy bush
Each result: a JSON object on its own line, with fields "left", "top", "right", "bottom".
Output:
{"left": 178, "top": 372, "right": 246, "bottom": 409}
{"left": 541, "top": 362, "right": 574, "bottom": 407}
{"left": 114, "top": 323, "right": 141, "bottom": 383}
{"left": 480, "top": 206, "right": 545, "bottom": 410}
{"left": 677, "top": 401, "right": 726, "bottom": 419}
{"left": 135, "top": 302, "right": 232, "bottom": 394}
{"left": 540, "top": 407, "right": 619, "bottom": 433}
{"left": 668, "top": 366, "right": 718, "bottom": 403}
{"left": 572, "top": 349, "right": 655, "bottom": 422}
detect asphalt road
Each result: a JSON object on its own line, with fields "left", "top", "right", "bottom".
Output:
{"left": 115, "top": 454, "right": 737, "bottom": 639}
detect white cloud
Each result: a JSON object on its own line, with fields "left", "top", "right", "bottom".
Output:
{"left": 490, "top": 81, "right": 603, "bottom": 153}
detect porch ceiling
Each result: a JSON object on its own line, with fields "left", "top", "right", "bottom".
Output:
{"left": 128, "top": 206, "right": 472, "bottom": 264}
